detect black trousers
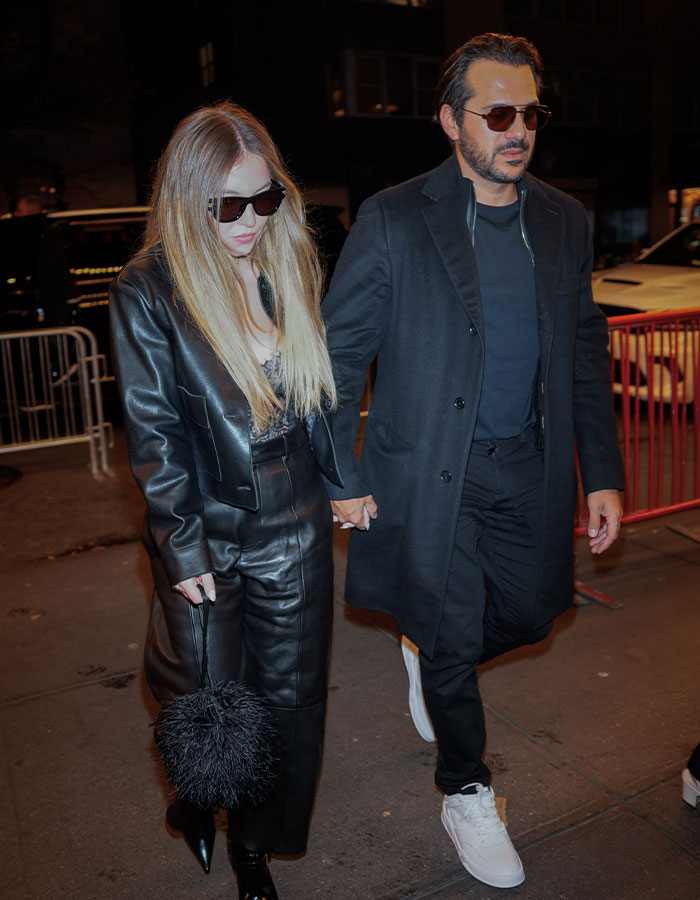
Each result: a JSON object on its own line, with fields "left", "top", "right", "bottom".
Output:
{"left": 419, "top": 427, "right": 552, "bottom": 795}
{"left": 144, "top": 426, "right": 334, "bottom": 855}
{"left": 688, "top": 743, "right": 700, "bottom": 779}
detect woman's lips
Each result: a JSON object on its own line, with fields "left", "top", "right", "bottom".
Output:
{"left": 233, "top": 232, "right": 258, "bottom": 243}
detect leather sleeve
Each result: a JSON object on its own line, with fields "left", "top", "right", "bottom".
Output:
{"left": 321, "top": 197, "right": 392, "bottom": 499}
{"left": 572, "top": 215, "right": 625, "bottom": 494}
{"left": 109, "top": 269, "right": 213, "bottom": 585}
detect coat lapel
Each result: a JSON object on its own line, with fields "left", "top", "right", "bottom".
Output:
{"left": 421, "top": 158, "right": 484, "bottom": 336}
{"left": 521, "top": 175, "right": 563, "bottom": 355}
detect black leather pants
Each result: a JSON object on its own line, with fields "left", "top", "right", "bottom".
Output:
{"left": 144, "top": 426, "right": 334, "bottom": 855}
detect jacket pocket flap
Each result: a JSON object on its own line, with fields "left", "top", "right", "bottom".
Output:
{"left": 177, "top": 385, "right": 210, "bottom": 428}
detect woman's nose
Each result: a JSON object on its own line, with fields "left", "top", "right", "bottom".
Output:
{"left": 237, "top": 202, "right": 258, "bottom": 227}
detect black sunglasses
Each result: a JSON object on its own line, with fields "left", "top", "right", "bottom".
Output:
{"left": 462, "top": 104, "right": 551, "bottom": 132}
{"left": 208, "top": 185, "right": 287, "bottom": 223}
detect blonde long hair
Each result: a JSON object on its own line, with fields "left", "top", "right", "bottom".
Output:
{"left": 142, "top": 101, "right": 336, "bottom": 429}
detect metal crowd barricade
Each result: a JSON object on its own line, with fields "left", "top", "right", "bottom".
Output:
{"left": 0, "top": 326, "right": 112, "bottom": 479}
{"left": 575, "top": 307, "right": 700, "bottom": 534}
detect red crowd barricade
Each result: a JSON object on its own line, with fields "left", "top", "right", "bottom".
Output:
{"left": 575, "top": 307, "right": 700, "bottom": 534}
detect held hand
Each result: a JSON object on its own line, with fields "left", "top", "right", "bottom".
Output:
{"left": 174, "top": 572, "right": 216, "bottom": 605}
{"left": 586, "top": 489, "right": 623, "bottom": 555}
{"left": 331, "top": 495, "right": 378, "bottom": 531}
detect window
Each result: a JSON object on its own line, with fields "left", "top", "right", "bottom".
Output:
{"left": 545, "top": 69, "right": 648, "bottom": 127}
{"left": 352, "top": 0, "right": 440, "bottom": 6}
{"left": 503, "top": 0, "right": 534, "bottom": 15}
{"left": 355, "top": 54, "right": 383, "bottom": 115}
{"left": 596, "top": 0, "right": 618, "bottom": 26}
{"left": 506, "top": 0, "right": 635, "bottom": 26}
{"left": 538, "top": 0, "right": 562, "bottom": 20}
{"left": 199, "top": 42, "right": 215, "bottom": 89}
{"left": 566, "top": 72, "right": 595, "bottom": 124}
{"left": 564, "top": 0, "right": 592, "bottom": 23}
{"left": 340, "top": 50, "right": 440, "bottom": 118}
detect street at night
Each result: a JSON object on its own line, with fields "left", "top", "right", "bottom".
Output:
{"left": 2, "top": 2, "right": 699, "bottom": 898}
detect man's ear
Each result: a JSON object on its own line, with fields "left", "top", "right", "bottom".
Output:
{"left": 439, "top": 104, "right": 460, "bottom": 142}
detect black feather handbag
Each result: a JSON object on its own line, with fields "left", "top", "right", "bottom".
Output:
{"left": 153, "top": 587, "right": 277, "bottom": 810}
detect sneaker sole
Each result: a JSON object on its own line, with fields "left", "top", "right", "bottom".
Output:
{"left": 441, "top": 807, "right": 525, "bottom": 889}
{"left": 682, "top": 769, "right": 700, "bottom": 808}
{"left": 401, "top": 638, "right": 435, "bottom": 743}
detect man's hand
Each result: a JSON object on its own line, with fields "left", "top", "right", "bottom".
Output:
{"left": 174, "top": 572, "right": 216, "bottom": 604}
{"left": 586, "top": 489, "right": 623, "bottom": 554}
{"left": 331, "top": 495, "right": 378, "bottom": 531}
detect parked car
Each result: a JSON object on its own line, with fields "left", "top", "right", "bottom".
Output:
{"left": 0, "top": 208, "right": 149, "bottom": 422}
{"left": 0, "top": 207, "right": 149, "bottom": 334}
{"left": 1, "top": 202, "right": 348, "bottom": 430}
{"left": 592, "top": 221, "right": 700, "bottom": 403}
{"left": 592, "top": 221, "right": 700, "bottom": 317}
{"left": 1, "top": 203, "right": 348, "bottom": 333}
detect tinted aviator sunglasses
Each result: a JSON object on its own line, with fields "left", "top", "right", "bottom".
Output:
{"left": 208, "top": 184, "right": 287, "bottom": 223}
{"left": 462, "top": 104, "right": 551, "bottom": 132}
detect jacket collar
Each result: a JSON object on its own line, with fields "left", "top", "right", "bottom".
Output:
{"left": 421, "top": 153, "right": 562, "bottom": 214}
{"left": 421, "top": 154, "right": 465, "bottom": 202}
{"left": 420, "top": 155, "right": 563, "bottom": 341}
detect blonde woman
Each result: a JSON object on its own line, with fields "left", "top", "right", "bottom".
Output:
{"left": 109, "top": 101, "right": 342, "bottom": 900}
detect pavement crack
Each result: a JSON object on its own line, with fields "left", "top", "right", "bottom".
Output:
{"left": 0, "top": 668, "right": 141, "bottom": 707}
{"left": 381, "top": 866, "right": 468, "bottom": 900}
{"left": 484, "top": 701, "right": 625, "bottom": 804}
{"left": 484, "top": 702, "right": 700, "bottom": 863}
{"left": 27, "top": 534, "right": 141, "bottom": 562}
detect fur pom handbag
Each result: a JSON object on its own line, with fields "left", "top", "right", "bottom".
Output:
{"left": 153, "top": 587, "right": 277, "bottom": 810}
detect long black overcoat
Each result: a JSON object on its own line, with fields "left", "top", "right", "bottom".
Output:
{"left": 322, "top": 156, "right": 624, "bottom": 657}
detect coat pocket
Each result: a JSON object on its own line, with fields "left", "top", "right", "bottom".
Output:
{"left": 367, "top": 416, "right": 414, "bottom": 452}
{"left": 177, "top": 385, "right": 222, "bottom": 481}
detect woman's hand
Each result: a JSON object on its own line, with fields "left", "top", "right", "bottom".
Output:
{"left": 331, "top": 495, "right": 378, "bottom": 531}
{"left": 174, "top": 572, "right": 216, "bottom": 604}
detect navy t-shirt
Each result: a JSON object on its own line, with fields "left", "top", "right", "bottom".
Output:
{"left": 472, "top": 199, "right": 539, "bottom": 440}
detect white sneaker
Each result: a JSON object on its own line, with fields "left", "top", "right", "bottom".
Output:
{"left": 441, "top": 784, "right": 525, "bottom": 889}
{"left": 682, "top": 768, "right": 700, "bottom": 808}
{"left": 400, "top": 636, "right": 435, "bottom": 742}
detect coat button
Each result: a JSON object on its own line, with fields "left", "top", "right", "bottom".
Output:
{"left": 468, "top": 324, "right": 477, "bottom": 335}
{"left": 440, "top": 470, "right": 452, "bottom": 482}
{"left": 454, "top": 397, "right": 465, "bottom": 409}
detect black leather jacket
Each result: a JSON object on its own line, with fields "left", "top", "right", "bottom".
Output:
{"left": 109, "top": 248, "right": 342, "bottom": 586}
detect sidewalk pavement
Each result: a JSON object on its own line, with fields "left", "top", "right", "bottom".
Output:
{"left": 1, "top": 433, "right": 699, "bottom": 900}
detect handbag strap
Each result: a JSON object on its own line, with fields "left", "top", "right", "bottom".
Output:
{"left": 196, "top": 584, "right": 212, "bottom": 689}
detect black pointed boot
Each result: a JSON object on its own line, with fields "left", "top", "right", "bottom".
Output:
{"left": 166, "top": 798, "right": 216, "bottom": 874}
{"left": 229, "top": 844, "right": 279, "bottom": 900}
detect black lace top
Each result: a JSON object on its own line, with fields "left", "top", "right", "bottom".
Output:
{"left": 248, "top": 351, "right": 298, "bottom": 444}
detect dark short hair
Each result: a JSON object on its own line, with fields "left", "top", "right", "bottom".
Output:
{"left": 435, "top": 33, "right": 544, "bottom": 127}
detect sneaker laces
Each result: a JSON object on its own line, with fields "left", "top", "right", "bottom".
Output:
{"left": 454, "top": 785, "right": 506, "bottom": 840}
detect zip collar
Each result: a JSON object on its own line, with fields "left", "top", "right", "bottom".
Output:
{"left": 463, "top": 176, "right": 534, "bottom": 266}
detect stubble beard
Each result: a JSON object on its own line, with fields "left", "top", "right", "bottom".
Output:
{"left": 458, "top": 128, "right": 533, "bottom": 184}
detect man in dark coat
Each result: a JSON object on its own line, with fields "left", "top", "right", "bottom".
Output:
{"left": 322, "top": 33, "right": 624, "bottom": 889}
